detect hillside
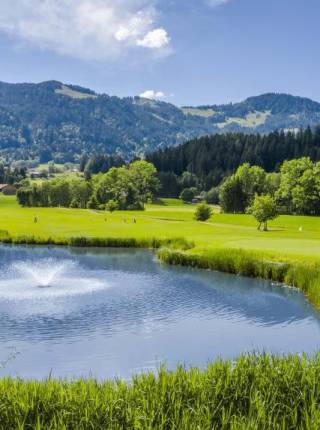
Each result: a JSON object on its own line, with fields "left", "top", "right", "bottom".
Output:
{"left": 183, "top": 93, "right": 320, "bottom": 133}
{"left": 1, "top": 81, "right": 320, "bottom": 162}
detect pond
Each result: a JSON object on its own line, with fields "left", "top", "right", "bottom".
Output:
{"left": 0, "top": 244, "right": 319, "bottom": 380}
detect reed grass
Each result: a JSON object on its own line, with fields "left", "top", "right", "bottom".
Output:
{"left": 157, "top": 247, "right": 320, "bottom": 309}
{"left": 0, "top": 234, "right": 193, "bottom": 251}
{"left": 0, "top": 354, "right": 320, "bottom": 429}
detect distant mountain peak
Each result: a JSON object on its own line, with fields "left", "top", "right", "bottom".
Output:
{"left": 0, "top": 81, "right": 320, "bottom": 163}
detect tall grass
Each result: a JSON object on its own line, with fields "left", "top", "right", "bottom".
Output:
{"left": 0, "top": 354, "right": 320, "bottom": 429}
{"left": 158, "top": 248, "right": 320, "bottom": 308}
{"left": 0, "top": 234, "right": 193, "bottom": 251}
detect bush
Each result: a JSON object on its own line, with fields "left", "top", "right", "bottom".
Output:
{"left": 206, "top": 186, "right": 220, "bottom": 204}
{"left": 180, "top": 187, "right": 198, "bottom": 203}
{"left": 194, "top": 203, "right": 213, "bottom": 221}
{"left": 106, "top": 200, "right": 119, "bottom": 213}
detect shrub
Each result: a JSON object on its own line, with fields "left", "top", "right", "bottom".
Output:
{"left": 106, "top": 200, "right": 119, "bottom": 213}
{"left": 194, "top": 203, "right": 213, "bottom": 221}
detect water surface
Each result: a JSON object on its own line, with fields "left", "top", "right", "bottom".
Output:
{"left": 0, "top": 245, "right": 319, "bottom": 379}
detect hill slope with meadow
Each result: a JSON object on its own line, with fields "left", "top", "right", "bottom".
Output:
{"left": 1, "top": 81, "right": 320, "bottom": 163}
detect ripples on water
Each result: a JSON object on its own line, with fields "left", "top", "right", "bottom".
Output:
{"left": 0, "top": 244, "right": 319, "bottom": 379}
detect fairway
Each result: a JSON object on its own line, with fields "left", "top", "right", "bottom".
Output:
{"left": 1, "top": 195, "right": 320, "bottom": 261}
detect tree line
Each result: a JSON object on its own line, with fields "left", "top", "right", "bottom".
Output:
{"left": 17, "top": 161, "right": 159, "bottom": 211}
{"left": 79, "top": 154, "right": 125, "bottom": 179}
{"left": 146, "top": 127, "right": 320, "bottom": 193}
{"left": 211, "top": 157, "right": 320, "bottom": 217}
{"left": 0, "top": 163, "right": 26, "bottom": 185}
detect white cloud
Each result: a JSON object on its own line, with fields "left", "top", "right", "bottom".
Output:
{"left": 206, "top": 0, "right": 231, "bottom": 7}
{"left": 137, "top": 28, "right": 170, "bottom": 49}
{"left": 139, "top": 90, "right": 166, "bottom": 99}
{"left": 0, "top": 0, "right": 171, "bottom": 61}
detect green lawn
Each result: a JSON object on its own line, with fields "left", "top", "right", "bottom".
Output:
{"left": 1, "top": 195, "right": 320, "bottom": 261}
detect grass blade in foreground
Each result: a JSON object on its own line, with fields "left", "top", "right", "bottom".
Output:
{"left": 0, "top": 354, "right": 320, "bottom": 429}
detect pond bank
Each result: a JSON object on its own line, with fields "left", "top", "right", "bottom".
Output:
{"left": 158, "top": 247, "right": 320, "bottom": 309}
{"left": 1, "top": 230, "right": 320, "bottom": 308}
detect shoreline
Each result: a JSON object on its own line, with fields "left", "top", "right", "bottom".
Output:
{"left": 0, "top": 236, "right": 319, "bottom": 427}
{"left": 157, "top": 247, "right": 320, "bottom": 309}
{"left": 1, "top": 232, "right": 320, "bottom": 308}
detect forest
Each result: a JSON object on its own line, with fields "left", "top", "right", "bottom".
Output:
{"left": 0, "top": 162, "right": 26, "bottom": 185}
{"left": 146, "top": 127, "right": 320, "bottom": 193}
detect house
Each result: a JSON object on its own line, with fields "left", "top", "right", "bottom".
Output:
{"left": 0, "top": 184, "right": 17, "bottom": 195}
{"left": 192, "top": 195, "right": 205, "bottom": 204}
{"left": 29, "top": 170, "right": 43, "bottom": 179}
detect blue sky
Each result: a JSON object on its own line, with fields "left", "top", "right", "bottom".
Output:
{"left": 0, "top": 0, "right": 318, "bottom": 105}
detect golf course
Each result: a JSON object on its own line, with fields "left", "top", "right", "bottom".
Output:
{"left": 1, "top": 194, "right": 320, "bottom": 261}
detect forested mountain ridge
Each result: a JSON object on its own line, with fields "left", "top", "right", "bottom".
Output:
{"left": 0, "top": 80, "right": 211, "bottom": 163}
{"left": 1, "top": 80, "right": 320, "bottom": 163}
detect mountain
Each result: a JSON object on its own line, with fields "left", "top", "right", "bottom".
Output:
{"left": 182, "top": 93, "right": 320, "bottom": 134}
{"left": 0, "top": 81, "right": 320, "bottom": 163}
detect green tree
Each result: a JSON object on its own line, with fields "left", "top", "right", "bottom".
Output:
{"left": 87, "top": 194, "right": 99, "bottom": 209}
{"left": 69, "top": 179, "right": 92, "bottom": 208}
{"left": 265, "top": 172, "right": 281, "bottom": 196}
{"left": 70, "top": 198, "right": 80, "bottom": 208}
{"left": 94, "top": 161, "right": 159, "bottom": 210}
{"left": 206, "top": 186, "right": 220, "bottom": 204}
{"left": 106, "top": 200, "right": 119, "bottom": 213}
{"left": 180, "top": 187, "right": 198, "bottom": 203}
{"left": 128, "top": 161, "right": 160, "bottom": 205}
{"left": 194, "top": 203, "right": 213, "bottom": 221}
{"left": 49, "top": 178, "right": 71, "bottom": 207}
{"left": 275, "top": 157, "right": 320, "bottom": 214}
{"left": 235, "top": 163, "right": 267, "bottom": 203}
{"left": 247, "top": 195, "right": 278, "bottom": 231}
{"left": 156, "top": 172, "right": 181, "bottom": 197}
{"left": 16, "top": 188, "right": 32, "bottom": 207}
{"left": 219, "top": 176, "right": 247, "bottom": 213}
{"left": 180, "top": 171, "right": 199, "bottom": 189}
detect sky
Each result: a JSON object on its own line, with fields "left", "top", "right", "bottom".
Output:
{"left": 0, "top": 0, "right": 319, "bottom": 106}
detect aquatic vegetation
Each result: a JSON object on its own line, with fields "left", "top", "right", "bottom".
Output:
{"left": 0, "top": 354, "right": 319, "bottom": 429}
{"left": 158, "top": 247, "right": 320, "bottom": 309}
{"left": 1, "top": 234, "right": 193, "bottom": 251}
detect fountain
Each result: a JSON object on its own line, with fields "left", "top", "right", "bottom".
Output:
{"left": 14, "top": 259, "right": 72, "bottom": 288}
{"left": 0, "top": 258, "right": 109, "bottom": 300}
